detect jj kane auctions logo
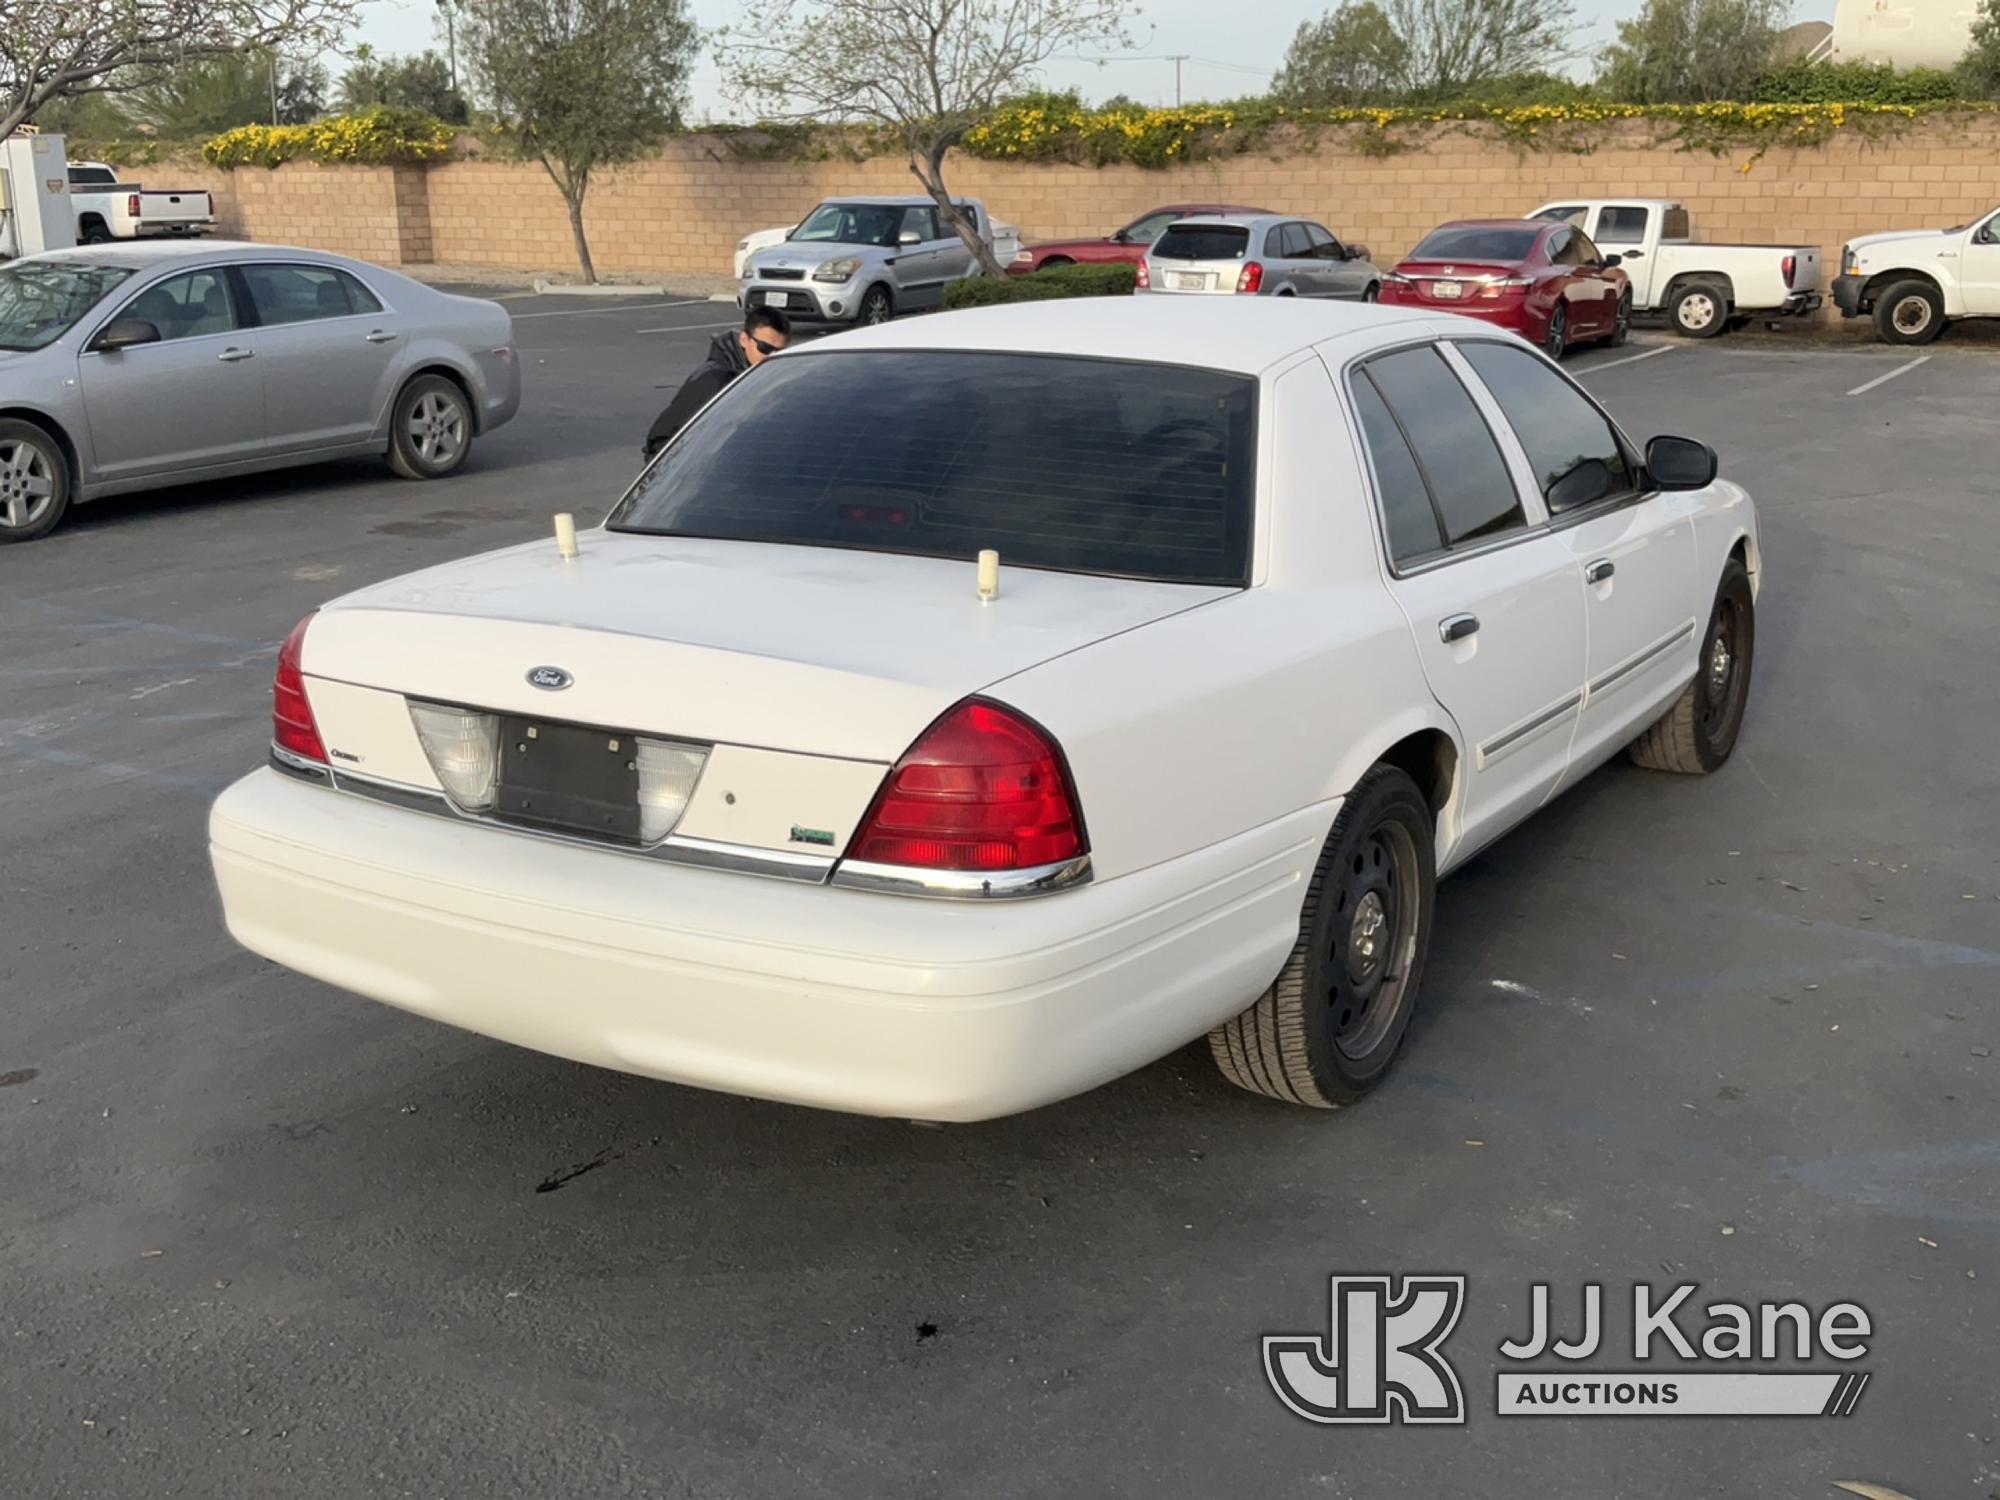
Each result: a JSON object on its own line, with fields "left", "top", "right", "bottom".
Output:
{"left": 1265, "top": 1276, "right": 1873, "bottom": 1422}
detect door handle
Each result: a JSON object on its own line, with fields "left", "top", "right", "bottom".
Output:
{"left": 1585, "top": 558, "right": 1615, "bottom": 583}
{"left": 1439, "top": 613, "right": 1480, "bottom": 643}
{"left": 217, "top": 347, "right": 255, "bottom": 362}
{"left": 365, "top": 329, "right": 399, "bottom": 343}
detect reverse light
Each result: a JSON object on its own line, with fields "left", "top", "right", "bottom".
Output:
{"left": 635, "top": 738, "right": 706, "bottom": 843}
{"left": 272, "top": 613, "right": 326, "bottom": 765}
{"left": 1237, "top": 261, "right": 1264, "bottom": 294}
{"left": 846, "top": 699, "right": 1086, "bottom": 872}
{"left": 409, "top": 702, "right": 500, "bottom": 810}
{"left": 1135, "top": 259, "right": 1151, "bottom": 289}
{"left": 813, "top": 257, "right": 860, "bottom": 283}
{"left": 1477, "top": 276, "right": 1533, "bottom": 299}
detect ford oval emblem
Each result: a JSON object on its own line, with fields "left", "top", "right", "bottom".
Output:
{"left": 526, "top": 666, "right": 573, "bottom": 691}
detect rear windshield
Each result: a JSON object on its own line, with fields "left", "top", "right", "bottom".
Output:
{"left": 1152, "top": 225, "right": 1251, "bottom": 261}
{"left": 611, "top": 351, "right": 1257, "bottom": 586}
{"left": 1410, "top": 226, "right": 1541, "bottom": 262}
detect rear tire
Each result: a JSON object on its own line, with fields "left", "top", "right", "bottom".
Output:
{"left": 1605, "top": 291, "right": 1632, "bottom": 347}
{"left": 1669, "top": 282, "right": 1728, "bottom": 338}
{"left": 387, "top": 374, "right": 473, "bottom": 480}
{"left": 1038, "top": 256, "right": 1074, "bottom": 270}
{"left": 1873, "top": 279, "right": 1944, "bottom": 346}
{"left": 1363, "top": 282, "right": 1381, "bottom": 303}
{"left": 1629, "top": 559, "right": 1755, "bottom": 774}
{"left": 79, "top": 220, "right": 115, "bottom": 246}
{"left": 0, "top": 419, "right": 71, "bottom": 544}
{"left": 1209, "top": 765, "right": 1435, "bottom": 1108}
{"left": 1543, "top": 304, "right": 1568, "bottom": 360}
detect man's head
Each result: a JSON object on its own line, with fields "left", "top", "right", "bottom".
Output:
{"left": 740, "top": 307, "right": 791, "bottom": 366}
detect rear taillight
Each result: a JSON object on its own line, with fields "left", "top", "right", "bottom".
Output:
{"left": 127, "top": 193, "right": 141, "bottom": 218}
{"left": 272, "top": 613, "right": 326, "bottom": 764}
{"left": 1135, "top": 259, "right": 1151, "bottom": 289}
{"left": 1781, "top": 254, "right": 1797, "bottom": 288}
{"left": 845, "top": 699, "right": 1086, "bottom": 872}
{"left": 1478, "top": 276, "right": 1533, "bottom": 300}
{"left": 1237, "top": 261, "right": 1263, "bottom": 294}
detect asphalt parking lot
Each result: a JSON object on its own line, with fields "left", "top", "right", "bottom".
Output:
{"left": 4, "top": 295, "right": 1996, "bottom": 1498}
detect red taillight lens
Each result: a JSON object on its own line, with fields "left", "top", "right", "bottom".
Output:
{"left": 127, "top": 193, "right": 141, "bottom": 218}
{"left": 846, "top": 699, "right": 1086, "bottom": 872}
{"left": 272, "top": 613, "right": 326, "bottom": 764}
{"left": 1136, "top": 259, "right": 1151, "bottom": 289}
{"left": 1237, "top": 261, "right": 1263, "bottom": 294}
{"left": 1781, "top": 254, "right": 1796, "bottom": 288}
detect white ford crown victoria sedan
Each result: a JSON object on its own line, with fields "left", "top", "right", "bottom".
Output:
{"left": 209, "top": 298, "right": 1759, "bottom": 1120}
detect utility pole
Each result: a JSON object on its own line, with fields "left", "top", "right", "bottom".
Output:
{"left": 269, "top": 49, "right": 280, "bottom": 125}
{"left": 1166, "top": 54, "right": 1188, "bottom": 106}
{"left": 438, "top": 0, "right": 458, "bottom": 94}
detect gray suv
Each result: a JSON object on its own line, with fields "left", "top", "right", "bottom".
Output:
{"left": 740, "top": 196, "right": 993, "bottom": 327}
{"left": 1140, "top": 214, "right": 1382, "bottom": 301}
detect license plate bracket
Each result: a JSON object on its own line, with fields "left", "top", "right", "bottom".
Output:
{"left": 494, "top": 716, "right": 642, "bottom": 844}
{"left": 1432, "top": 279, "right": 1464, "bottom": 299}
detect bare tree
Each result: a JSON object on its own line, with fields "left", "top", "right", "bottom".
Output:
{"left": 1385, "top": 0, "right": 1576, "bottom": 99}
{"left": 460, "top": 0, "right": 700, "bottom": 283}
{"left": 719, "top": 0, "right": 1127, "bottom": 278}
{"left": 0, "top": 0, "right": 356, "bottom": 142}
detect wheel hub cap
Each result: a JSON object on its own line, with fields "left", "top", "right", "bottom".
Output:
{"left": 1709, "top": 637, "right": 1731, "bottom": 691}
{"left": 1894, "top": 297, "right": 1929, "bottom": 332}
{"left": 1348, "top": 891, "right": 1387, "bottom": 981}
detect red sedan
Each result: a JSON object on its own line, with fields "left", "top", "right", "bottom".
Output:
{"left": 1376, "top": 219, "right": 1631, "bottom": 359}
{"left": 1008, "top": 203, "right": 1279, "bottom": 276}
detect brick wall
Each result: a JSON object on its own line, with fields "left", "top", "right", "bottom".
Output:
{"left": 197, "top": 120, "right": 2000, "bottom": 304}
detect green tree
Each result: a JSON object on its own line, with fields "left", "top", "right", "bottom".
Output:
{"left": 461, "top": 0, "right": 699, "bottom": 282}
{"left": 340, "top": 46, "right": 468, "bottom": 122}
{"left": 1961, "top": 0, "right": 2000, "bottom": 97}
{"left": 1388, "top": 0, "right": 1576, "bottom": 98}
{"left": 0, "top": 0, "right": 354, "bottom": 141}
{"left": 121, "top": 52, "right": 323, "bottom": 134}
{"left": 1598, "top": 0, "right": 1791, "bottom": 103}
{"left": 1273, "top": 3, "right": 1410, "bottom": 106}
{"left": 719, "top": 0, "right": 1127, "bottom": 279}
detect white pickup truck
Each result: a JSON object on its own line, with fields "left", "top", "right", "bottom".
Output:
{"left": 1530, "top": 198, "right": 1822, "bottom": 338}
{"left": 1831, "top": 204, "right": 2000, "bottom": 344}
{"left": 68, "top": 162, "right": 215, "bottom": 244}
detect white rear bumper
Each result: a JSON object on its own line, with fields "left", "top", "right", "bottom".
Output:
{"left": 209, "top": 769, "right": 1323, "bottom": 1119}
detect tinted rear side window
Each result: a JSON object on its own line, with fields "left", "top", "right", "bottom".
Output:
{"left": 1350, "top": 373, "right": 1444, "bottom": 562}
{"left": 1154, "top": 225, "right": 1250, "bottom": 261}
{"left": 613, "top": 352, "right": 1257, "bottom": 586}
{"left": 1457, "top": 341, "right": 1636, "bottom": 513}
{"left": 1410, "top": 226, "right": 1540, "bottom": 262}
{"left": 1361, "top": 347, "right": 1524, "bottom": 547}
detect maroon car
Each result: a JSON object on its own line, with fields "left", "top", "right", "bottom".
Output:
{"left": 1008, "top": 204, "right": 1280, "bottom": 276}
{"left": 1376, "top": 219, "right": 1631, "bottom": 359}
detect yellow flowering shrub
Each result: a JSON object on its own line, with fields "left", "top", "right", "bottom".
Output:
{"left": 204, "top": 107, "right": 456, "bottom": 170}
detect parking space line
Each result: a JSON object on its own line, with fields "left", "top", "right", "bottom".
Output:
{"left": 1847, "top": 355, "right": 1930, "bottom": 396}
{"left": 1582, "top": 346, "right": 1674, "bottom": 373}
{"left": 511, "top": 299, "right": 707, "bottom": 320}
{"left": 635, "top": 320, "right": 749, "bottom": 334}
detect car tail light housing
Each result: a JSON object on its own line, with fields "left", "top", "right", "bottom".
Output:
{"left": 1135, "top": 258, "right": 1151, "bottom": 289}
{"left": 408, "top": 702, "right": 500, "bottom": 810}
{"left": 1237, "top": 261, "right": 1263, "bottom": 294}
{"left": 1477, "top": 276, "right": 1533, "bottom": 300}
{"left": 127, "top": 193, "right": 141, "bottom": 218}
{"left": 844, "top": 698, "right": 1087, "bottom": 874}
{"left": 272, "top": 613, "right": 326, "bottom": 765}
{"left": 1781, "top": 254, "right": 1797, "bottom": 288}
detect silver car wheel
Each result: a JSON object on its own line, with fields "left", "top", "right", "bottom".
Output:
{"left": 0, "top": 438, "right": 57, "bottom": 531}
{"left": 407, "top": 391, "right": 466, "bottom": 468}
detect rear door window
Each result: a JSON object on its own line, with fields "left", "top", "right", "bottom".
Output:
{"left": 1456, "top": 341, "right": 1637, "bottom": 514}
{"left": 1595, "top": 206, "right": 1649, "bottom": 244}
{"left": 1271, "top": 223, "right": 1307, "bottom": 259}
{"left": 241, "top": 263, "right": 383, "bottom": 325}
{"left": 613, "top": 351, "right": 1258, "bottom": 586}
{"left": 1153, "top": 225, "right": 1250, "bottom": 261}
{"left": 1350, "top": 373, "right": 1445, "bottom": 563}
{"left": 1354, "top": 346, "right": 1525, "bottom": 550}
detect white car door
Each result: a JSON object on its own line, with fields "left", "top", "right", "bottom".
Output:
{"left": 1342, "top": 343, "right": 1587, "bottom": 860}
{"left": 1960, "top": 209, "right": 2000, "bottom": 315}
{"left": 1454, "top": 339, "right": 1700, "bottom": 784}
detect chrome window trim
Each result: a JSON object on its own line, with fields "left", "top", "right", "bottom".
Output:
{"left": 830, "top": 854, "right": 1093, "bottom": 900}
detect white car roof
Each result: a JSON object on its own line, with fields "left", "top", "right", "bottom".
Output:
{"left": 805, "top": 297, "right": 1477, "bottom": 376}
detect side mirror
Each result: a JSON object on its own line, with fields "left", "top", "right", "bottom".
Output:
{"left": 1348, "top": 244, "right": 1371, "bottom": 262}
{"left": 90, "top": 317, "right": 161, "bottom": 352}
{"left": 1646, "top": 435, "right": 1718, "bottom": 491}
{"left": 898, "top": 229, "right": 922, "bottom": 246}
{"left": 1599, "top": 256, "right": 1623, "bottom": 271}
{"left": 1111, "top": 229, "right": 1132, "bottom": 244}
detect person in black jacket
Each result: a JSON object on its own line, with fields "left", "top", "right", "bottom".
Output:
{"left": 641, "top": 307, "right": 791, "bottom": 460}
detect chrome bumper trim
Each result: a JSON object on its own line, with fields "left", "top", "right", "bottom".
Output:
{"left": 829, "top": 854, "right": 1093, "bottom": 900}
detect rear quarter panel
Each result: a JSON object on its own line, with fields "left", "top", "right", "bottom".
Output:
{"left": 990, "top": 356, "right": 1456, "bottom": 884}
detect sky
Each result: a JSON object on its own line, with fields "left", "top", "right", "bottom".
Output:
{"left": 348, "top": 0, "right": 1838, "bottom": 118}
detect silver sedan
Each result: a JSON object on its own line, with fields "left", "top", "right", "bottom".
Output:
{"left": 0, "top": 241, "right": 520, "bottom": 543}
